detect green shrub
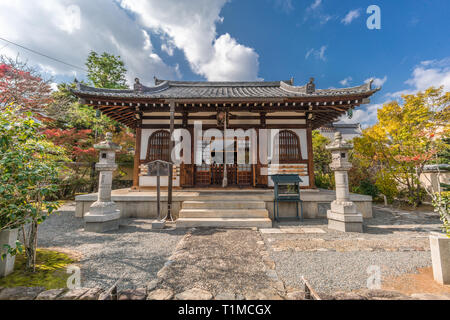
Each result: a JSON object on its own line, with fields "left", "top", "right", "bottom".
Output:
{"left": 315, "top": 172, "right": 334, "bottom": 190}
{"left": 353, "top": 179, "right": 379, "bottom": 198}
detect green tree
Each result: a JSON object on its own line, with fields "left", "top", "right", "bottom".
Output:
{"left": 0, "top": 106, "right": 67, "bottom": 270}
{"left": 312, "top": 130, "right": 331, "bottom": 174}
{"left": 354, "top": 86, "right": 450, "bottom": 206}
{"left": 43, "top": 52, "right": 135, "bottom": 197}
{"left": 86, "top": 51, "right": 128, "bottom": 89}
{"left": 312, "top": 130, "right": 334, "bottom": 189}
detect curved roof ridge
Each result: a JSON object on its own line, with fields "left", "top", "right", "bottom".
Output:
{"left": 72, "top": 77, "right": 382, "bottom": 100}
{"left": 161, "top": 79, "right": 284, "bottom": 87}
{"left": 76, "top": 83, "right": 134, "bottom": 94}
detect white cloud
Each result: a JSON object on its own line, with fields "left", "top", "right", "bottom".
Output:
{"left": 305, "top": 46, "right": 327, "bottom": 61}
{"left": 365, "top": 76, "right": 387, "bottom": 87}
{"left": 389, "top": 58, "right": 450, "bottom": 97}
{"left": 339, "top": 58, "right": 450, "bottom": 127}
{"left": 338, "top": 103, "right": 382, "bottom": 128}
{"left": 274, "top": 0, "right": 294, "bottom": 13}
{"left": 0, "top": 0, "right": 178, "bottom": 85}
{"left": 341, "top": 9, "right": 361, "bottom": 25}
{"left": 200, "top": 34, "right": 260, "bottom": 81}
{"left": 161, "top": 43, "right": 175, "bottom": 56}
{"left": 0, "top": 0, "right": 260, "bottom": 84}
{"left": 340, "top": 77, "right": 352, "bottom": 86}
{"left": 118, "top": 0, "right": 260, "bottom": 81}
{"left": 309, "top": 0, "right": 322, "bottom": 10}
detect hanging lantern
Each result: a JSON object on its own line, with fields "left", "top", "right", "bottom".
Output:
{"left": 347, "top": 108, "right": 353, "bottom": 119}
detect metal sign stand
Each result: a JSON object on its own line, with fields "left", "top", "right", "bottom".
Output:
{"left": 144, "top": 160, "right": 171, "bottom": 229}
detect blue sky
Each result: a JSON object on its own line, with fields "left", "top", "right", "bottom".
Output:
{"left": 0, "top": 0, "right": 449, "bottom": 126}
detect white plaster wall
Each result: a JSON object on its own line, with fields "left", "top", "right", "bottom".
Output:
{"left": 140, "top": 129, "right": 180, "bottom": 187}
{"left": 139, "top": 176, "right": 180, "bottom": 187}
{"left": 265, "top": 128, "right": 310, "bottom": 187}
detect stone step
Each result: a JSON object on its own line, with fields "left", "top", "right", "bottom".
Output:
{"left": 176, "top": 218, "right": 273, "bottom": 229}
{"left": 179, "top": 208, "right": 269, "bottom": 218}
{"left": 191, "top": 194, "right": 273, "bottom": 201}
{"left": 182, "top": 200, "right": 266, "bottom": 209}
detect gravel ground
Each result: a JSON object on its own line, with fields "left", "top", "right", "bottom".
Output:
{"left": 272, "top": 251, "right": 431, "bottom": 295}
{"left": 263, "top": 206, "right": 440, "bottom": 295}
{"left": 36, "top": 207, "right": 186, "bottom": 290}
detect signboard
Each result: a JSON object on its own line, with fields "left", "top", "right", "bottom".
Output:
{"left": 145, "top": 160, "right": 171, "bottom": 177}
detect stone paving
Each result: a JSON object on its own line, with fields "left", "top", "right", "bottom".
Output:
{"left": 146, "top": 228, "right": 296, "bottom": 300}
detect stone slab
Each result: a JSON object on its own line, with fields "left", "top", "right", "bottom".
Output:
{"left": 328, "top": 218, "right": 363, "bottom": 233}
{"left": 118, "top": 288, "right": 147, "bottom": 300}
{"left": 58, "top": 288, "right": 89, "bottom": 300}
{"left": 430, "top": 234, "right": 450, "bottom": 285}
{"left": 260, "top": 228, "right": 283, "bottom": 234}
{"left": 214, "top": 293, "right": 237, "bottom": 300}
{"left": 0, "top": 228, "right": 18, "bottom": 277}
{"left": 147, "top": 288, "right": 174, "bottom": 300}
{"left": 36, "top": 288, "right": 67, "bottom": 300}
{"left": 79, "top": 288, "right": 103, "bottom": 300}
{"left": 0, "top": 287, "right": 45, "bottom": 300}
{"left": 85, "top": 219, "right": 120, "bottom": 233}
{"left": 152, "top": 220, "right": 166, "bottom": 230}
{"left": 175, "top": 288, "right": 213, "bottom": 300}
{"left": 260, "top": 227, "right": 325, "bottom": 234}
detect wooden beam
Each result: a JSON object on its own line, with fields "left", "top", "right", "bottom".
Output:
{"left": 141, "top": 123, "right": 308, "bottom": 129}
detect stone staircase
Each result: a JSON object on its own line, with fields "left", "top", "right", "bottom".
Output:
{"left": 176, "top": 195, "right": 272, "bottom": 228}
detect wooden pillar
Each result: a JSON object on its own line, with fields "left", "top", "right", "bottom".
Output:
{"left": 132, "top": 122, "right": 142, "bottom": 190}
{"left": 167, "top": 101, "right": 175, "bottom": 221}
{"left": 306, "top": 124, "right": 316, "bottom": 189}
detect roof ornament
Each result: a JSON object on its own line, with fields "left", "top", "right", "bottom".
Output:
{"left": 134, "top": 78, "right": 143, "bottom": 92}
{"left": 154, "top": 76, "right": 164, "bottom": 86}
{"left": 306, "top": 77, "right": 316, "bottom": 94}
{"left": 73, "top": 78, "right": 81, "bottom": 90}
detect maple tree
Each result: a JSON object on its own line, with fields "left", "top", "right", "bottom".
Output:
{"left": 354, "top": 86, "right": 450, "bottom": 206}
{"left": 0, "top": 55, "right": 53, "bottom": 112}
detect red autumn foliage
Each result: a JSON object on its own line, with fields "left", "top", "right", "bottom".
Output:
{"left": 0, "top": 60, "right": 53, "bottom": 111}
{"left": 43, "top": 128, "right": 97, "bottom": 162}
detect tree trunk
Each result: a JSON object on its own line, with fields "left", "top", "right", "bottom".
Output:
{"left": 25, "top": 219, "right": 38, "bottom": 271}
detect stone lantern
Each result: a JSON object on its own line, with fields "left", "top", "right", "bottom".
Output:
{"left": 84, "top": 133, "right": 122, "bottom": 233}
{"left": 326, "top": 132, "right": 363, "bottom": 233}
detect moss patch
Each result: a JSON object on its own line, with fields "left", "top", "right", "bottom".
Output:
{"left": 0, "top": 249, "right": 76, "bottom": 289}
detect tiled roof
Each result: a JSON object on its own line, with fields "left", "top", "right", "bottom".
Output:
{"left": 73, "top": 78, "right": 380, "bottom": 100}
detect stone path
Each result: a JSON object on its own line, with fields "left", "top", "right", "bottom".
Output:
{"left": 146, "top": 228, "right": 302, "bottom": 300}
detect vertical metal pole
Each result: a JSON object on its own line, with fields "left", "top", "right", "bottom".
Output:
{"left": 157, "top": 162, "right": 161, "bottom": 221}
{"left": 167, "top": 101, "right": 175, "bottom": 221}
{"left": 222, "top": 111, "right": 228, "bottom": 188}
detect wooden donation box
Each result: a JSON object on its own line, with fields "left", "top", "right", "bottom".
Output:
{"left": 271, "top": 174, "right": 303, "bottom": 222}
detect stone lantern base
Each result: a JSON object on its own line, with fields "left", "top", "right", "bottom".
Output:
{"left": 84, "top": 201, "right": 121, "bottom": 233}
{"left": 327, "top": 201, "right": 363, "bottom": 233}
